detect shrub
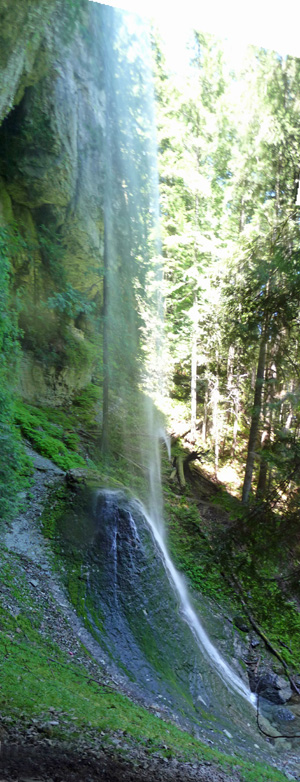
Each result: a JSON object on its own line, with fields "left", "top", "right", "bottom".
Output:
{"left": 0, "top": 226, "right": 31, "bottom": 521}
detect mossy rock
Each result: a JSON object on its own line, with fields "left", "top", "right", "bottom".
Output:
{"left": 233, "top": 615, "right": 250, "bottom": 633}
{"left": 66, "top": 467, "right": 101, "bottom": 488}
{"left": 65, "top": 467, "right": 128, "bottom": 493}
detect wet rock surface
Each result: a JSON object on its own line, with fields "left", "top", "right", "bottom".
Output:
{"left": 252, "top": 673, "right": 292, "bottom": 705}
{"left": 1, "top": 446, "right": 300, "bottom": 780}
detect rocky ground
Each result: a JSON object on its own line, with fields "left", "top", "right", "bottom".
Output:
{"left": 0, "top": 731, "right": 242, "bottom": 782}
{"left": 0, "top": 446, "right": 299, "bottom": 781}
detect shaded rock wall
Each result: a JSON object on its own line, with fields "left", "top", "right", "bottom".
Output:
{"left": 0, "top": 0, "right": 105, "bottom": 404}
{"left": 0, "top": 0, "right": 57, "bottom": 123}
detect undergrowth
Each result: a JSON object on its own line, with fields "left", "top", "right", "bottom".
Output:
{"left": 0, "top": 225, "right": 34, "bottom": 521}
{"left": 164, "top": 493, "right": 229, "bottom": 601}
{"left": 163, "top": 449, "right": 300, "bottom": 672}
{"left": 14, "top": 389, "right": 100, "bottom": 472}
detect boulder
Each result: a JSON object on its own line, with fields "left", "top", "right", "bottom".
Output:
{"left": 250, "top": 672, "right": 292, "bottom": 704}
{"left": 276, "top": 675, "right": 292, "bottom": 703}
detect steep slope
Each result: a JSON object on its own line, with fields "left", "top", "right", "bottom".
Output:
{"left": 0, "top": 446, "right": 298, "bottom": 781}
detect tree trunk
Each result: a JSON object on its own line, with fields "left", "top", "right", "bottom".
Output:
{"left": 101, "top": 228, "right": 109, "bottom": 457}
{"left": 256, "top": 358, "right": 276, "bottom": 499}
{"left": 226, "top": 344, "right": 234, "bottom": 415}
{"left": 190, "top": 291, "right": 198, "bottom": 442}
{"left": 202, "top": 384, "right": 208, "bottom": 443}
{"left": 191, "top": 151, "right": 200, "bottom": 443}
{"left": 232, "top": 359, "right": 241, "bottom": 457}
{"left": 256, "top": 429, "right": 270, "bottom": 499}
{"left": 242, "top": 327, "right": 268, "bottom": 504}
{"left": 212, "top": 352, "right": 220, "bottom": 479}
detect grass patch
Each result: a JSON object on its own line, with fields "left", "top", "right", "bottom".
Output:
{"left": 0, "top": 532, "right": 291, "bottom": 782}
{"left": 0, "top": 628, "right": 290, "bottom": 781}
{"left": 0, "top": 575, "right": 289, "bottom": 782}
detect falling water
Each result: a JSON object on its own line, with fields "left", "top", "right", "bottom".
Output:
{"left": 100, "top": 5, "right": 255, "bottom": 713}
{"left": 134, "top": 499, "right": 256, "bottom": 705}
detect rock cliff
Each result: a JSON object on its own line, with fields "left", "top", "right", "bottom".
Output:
{"left": 0, "top": 0, "right": 105, "bottom": 404}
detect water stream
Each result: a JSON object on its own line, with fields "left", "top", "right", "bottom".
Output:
{"left": 99, "top": 3, "right": 256, "bottom": 718}
{"left": 137, "top": 498, "right": 256, "bottom": 706}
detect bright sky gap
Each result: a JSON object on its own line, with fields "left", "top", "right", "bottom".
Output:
{"left": 89, "top": 0, "right": 300, "bottom": 67}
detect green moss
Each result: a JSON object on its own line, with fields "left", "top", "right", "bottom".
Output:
{"left": 41, "top": 485, "right": 67, "bottom": 541}
{"left": 40, "top": 481, "right": 105, "bottom": 640}
{"left": 164, "top": 495, "right": 229, "bottom": 601}
{"left": 66, "top": 564, "right": 87, "bottom": 617}
{"left": 15, "top": 401, "right": 87, "bottom": 471}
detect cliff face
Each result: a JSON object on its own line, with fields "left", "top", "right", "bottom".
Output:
{"left": 0, "top": 0, "right": 105, "bottom": 404}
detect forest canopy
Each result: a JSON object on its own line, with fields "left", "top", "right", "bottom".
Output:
{"left": 153, "top": 33, "right": 300, "bottom": 511}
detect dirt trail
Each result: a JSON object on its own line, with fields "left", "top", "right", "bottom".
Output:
{"left": 0, "top": 737, "right": 242, "bottom": 782}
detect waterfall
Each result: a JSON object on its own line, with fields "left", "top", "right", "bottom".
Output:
{"left": 100, "top": 5, "right": 255, "bottom": 714}
{"left": 135, "top": 499, "right": 255, "bottom": 705}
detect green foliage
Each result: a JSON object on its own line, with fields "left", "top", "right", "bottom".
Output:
{"left": 164, "top": 495, "right": 229, "bottom": 600}
{"left": 63, "top": 430, "right": 80, "bottom": 451}
{"left": 155, "top": 36, "right": 300, "bottom": 506}
{"left": 14, "top": 401, "right": 86, "bottom": 471}
{"left": 0, "top": 226, "right": 33, "bottom": 520}
{"left": 220, "top": 505, "right": 300, "bottom": 667}
{"left": 47, "top": 283, "right": 96, "bottom": 319}
{"left": 73, "top": 383, "right": 100, "bottom": 416}
{"left": 12, "top": 221, "right": 99, "bottom": 373}
{"left": 19, "top": 305, "right": 61, "bottom": 364}
{"left": 0, "top": 227, "right": 21, "bottom": 367}
{"left": 0, "top": 412, "right": 33, "bottom": 522}
{"left": 164, "top": 444, "right": 300, "bottom": 671}
{"left": 38, "top": 224, "right": 66, "bottom": 285}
